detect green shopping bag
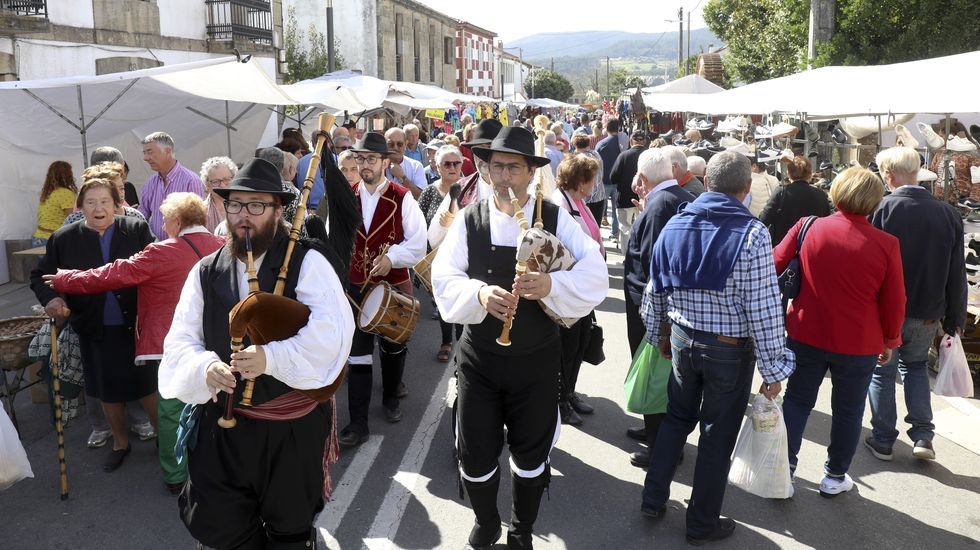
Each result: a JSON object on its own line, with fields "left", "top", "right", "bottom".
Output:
{"left": 624, "top": 337, "right": 673, "bottom": 415}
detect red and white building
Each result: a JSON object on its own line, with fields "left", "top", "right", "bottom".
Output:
{"left": 455, "top": 21, "right": 496, "bottom": 97}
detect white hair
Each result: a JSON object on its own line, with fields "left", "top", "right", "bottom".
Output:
{"left": 281, "top": 151, "right": 298, "bottom": 178}
{"left": 875, "top": 146, "right": 920, "bottom": 176}
{"left": 637, "top": 148, "right": 673, "bottom": 185}
{"left": 142, "top": 131, "right": 174, "bottom": 150}
{"left": 544, "top": 131, "right": 557, "bottom": 145}
{"left": 435, "top": 145, "right": 462, "bottom": 165}
{"left": 661, "top": 145, "right": 688, "bottom": 171}
{"left": 403, "top": 123, "right": 419, "bottom": 134}
{"left": 687, "top": 155, "right": 707, "bottom": 176}
{"left": 199, "top": 156, "right": 238, "bottom": 184}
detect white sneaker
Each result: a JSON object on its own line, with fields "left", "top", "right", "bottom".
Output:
{"left": 819, "top": 473, "right": 854, "bottom": 498}
{"left": 917, "top": 122, "right": 946, "bottom": 149}
{"left": 131, "top": 421, "right": 157, "bottom": 441}
{"left": 948, "top": 135, "right": 978, "bottom": 153}
{"left": 87, "top": 428, "right": 112, "bottom": 449}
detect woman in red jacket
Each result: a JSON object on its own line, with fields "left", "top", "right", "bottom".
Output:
{"left": 46, "top": 192, "right": 225, "bottom": 493}
{"left": 773, "top": 167, "right": 906, "bottom": 498}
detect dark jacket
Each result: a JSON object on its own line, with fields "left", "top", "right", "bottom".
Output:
{"left": 623, "top": 184, "right": 695, "bottom": 305}
{"left": 610, "top": 146, "right": 644, "bottom": 208}
{"left": 759, "top": 180, "right": 832, "bottom": 245}
{"left": 595, "top": 134, "right": 621, "bottom": 187}
{"left": 871, "top": 185, "right": 967, "bottom": 334}
{"left": 31, "top": 216, "right": 154, "bottom": 340}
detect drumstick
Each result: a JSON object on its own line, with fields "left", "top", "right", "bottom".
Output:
{"left": 360, "top": 243, "right": 391, "bottom": 293}
{"left": 48, "top": 317, "right": 69, "bottom": 500}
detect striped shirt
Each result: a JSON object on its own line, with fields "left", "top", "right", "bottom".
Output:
{"left": 641, "top": 220, "right": 796, "bottom": 384}
{"left": 138, "top": 161, "right": 205, "bottom": 240}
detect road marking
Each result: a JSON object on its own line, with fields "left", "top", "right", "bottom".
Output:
{"left": 317, "top": 435, "right": 384, "bottom": 550}
{"left": 362, "top": 366, "right": 455, "bottom": 550}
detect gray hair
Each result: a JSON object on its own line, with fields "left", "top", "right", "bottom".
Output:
{"left": 281, "top": 151, "right": 298, "bottom": 178}
{"left": 544, "top": 130, "right": 557, "bottom": 146}
{"left": 256, "top": 147, "right": 285, "bottom": 173}
{"left": 338, "top": 149, "right": 357, "bottom": 163}
{"left": 687, "top": 155, "right": 707, "bottom": 176}
{"left": 89, "top": 146, "right": 124, "bottom": 167}
{"left": 403, "top": 123, "right": 419, "bottom": 135}
{"left": 142, "top": 131, "right": 174, "bottom": 150}
{"left": 199, "top": 156, "right": 238, "bottom": 184}
{"left": 661, "top": 145, "right": 688, "bottom": 171}
{"left": 333, "top": 134, "right": 352, "bottom": 147}
{"left": 705, "top": 152, "right": 751, "bottom": 195}
{"left": 435, "top": 145, "right": 463, "bottom": 165}
{"left": 637, "top": 149, "right": 673, "bottom": 185}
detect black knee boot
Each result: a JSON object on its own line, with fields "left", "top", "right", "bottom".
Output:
{"left": 380, "top": 348, "right": 406, "bottom": 412}
{"left": 508, "top": 466, "right": 550, "bottom": 549}
{"left": 463, "top": 469, "right": 502, "bottom": 549}
{"left": 345, "top": 365, "right": 372, "bottom": 434}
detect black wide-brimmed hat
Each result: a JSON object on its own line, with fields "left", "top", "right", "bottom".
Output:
{"left": 472, "top": 126, "right": 551, "bottom": 168}
{"left": 350, "top": 132, "right": 390, "bottom": 155}
{"left": 463, "top": 119, "right": 503, "bottom": 147}
{"left": 213, "top": 158, "right": 294, "bottom": 199}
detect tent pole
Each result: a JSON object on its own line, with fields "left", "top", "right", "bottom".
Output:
{"left": 226, "top": 101, "right": 232, "bottom": 156}
{"left": 77, "top": 85, "right": 88, "bottom": 166}
{"left": 943, "top": 115, "right": 951, "bottom": 203}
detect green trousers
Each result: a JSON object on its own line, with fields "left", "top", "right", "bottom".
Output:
{"left": 158, "top": 397, "right": 187, "bottom": 484}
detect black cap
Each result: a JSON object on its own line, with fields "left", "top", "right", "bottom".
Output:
{"left": 214, "top": 158, "right": 293, "bottom": 199}
{"left": 463, "top": 119, "right": 503, "bottom": 147}
{"left": 631, "top": 130, "right": 649, "bottom": 142}
{"left": 472, "top": 126, "right": 551, "bottom": 168}
{"left": 350, "top": 132, "right": 390, "bottom": 155}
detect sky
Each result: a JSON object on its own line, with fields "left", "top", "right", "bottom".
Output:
{"left": 415, "top": 0, "right": 708, "bottom": 43}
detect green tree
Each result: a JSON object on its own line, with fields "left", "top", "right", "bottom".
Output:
{"left": 283, "top": 6, "right": 346, "bottom": 84}
{"left": 528, "top": 69, "right": 575, "bottom": 101}
{"left": 607, "top": 67, "right": 647, "bottom": 97}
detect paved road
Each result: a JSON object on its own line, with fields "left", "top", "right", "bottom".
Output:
{"left": 3, "top": 236, "right": 980, "bottom": 549}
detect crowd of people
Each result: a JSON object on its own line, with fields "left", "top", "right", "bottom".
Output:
{"left": 23, "top": 107, "right": 968, "bottom": 549}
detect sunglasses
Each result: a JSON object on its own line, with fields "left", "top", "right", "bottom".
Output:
{"left": 441, "top": 161, "right": 462, "bottom": 168}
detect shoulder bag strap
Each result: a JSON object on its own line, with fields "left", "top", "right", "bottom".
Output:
{"left": 797, "top": 215, "right": 817, "bottom": 251}
{"left": 180, "top": 235, "right": 205, "bottom": 259}
{"left": 560, "top": 189, "right": 581, "bottom": 217}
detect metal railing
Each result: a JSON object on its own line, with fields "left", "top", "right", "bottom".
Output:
{"left": 205, "top": 0, "right": 273, "bottom": 46}
{"left": 0, "top": 0, "right": 47, "bottom": 17}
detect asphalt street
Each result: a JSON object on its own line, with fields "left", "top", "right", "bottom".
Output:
{"left": 2, "top": 232, "right": 980, "bottom": 550}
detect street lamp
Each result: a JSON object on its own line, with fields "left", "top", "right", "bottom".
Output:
{"left": 326, "top": 0, "right": 335, "bottom": 72}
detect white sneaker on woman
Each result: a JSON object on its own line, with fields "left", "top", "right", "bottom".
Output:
{"left": 819, "top": 473, "right": 854, "bottom": 498}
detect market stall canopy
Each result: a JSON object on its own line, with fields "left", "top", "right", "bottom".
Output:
{"left": 642, "top": 74, "right": 725, "bottom": 95}
{"left": 0, "top": 56, "right": 292, "bottom": 240}
{"left": 523, "top": 98, "right": 579, "bottom": 109}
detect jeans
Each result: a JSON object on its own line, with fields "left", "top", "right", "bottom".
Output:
{"left": 783, "top": 339, "right": 878, "bottom": 477}
{"left": 603, "top": 184, "right": 619, "bottom": 237}
{"left": 642, "top": 324, "right": 754, "bottom": 538}
{"left": 868, "top": 318, "right": 938, "bottom": 447}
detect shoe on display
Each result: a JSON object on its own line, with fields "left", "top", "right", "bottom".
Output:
{"left": 818, "top": 473, "right": 854, "bottom": 497}
{"left": 917, "top": 168, "right": 938, "bottom": 182}
{"left": 832, "top": 126, "right": 849, "bottom": 144}
{"left": 87, "top": 428, "right": 112, "bottom": 449}
{"left": 894, "top": 124, "right": 919, "bottom": 148}
{"left": 864, "top": 437, "right": 893, "bottom": 461}
{"left": 947, "top": 135, "right": 977, "bottom": 153}
{"left": 917, "top": 122, "right": 946, "bottom": 149}
{"left": 912, "top": 439, "right": 936, "bottom": 460}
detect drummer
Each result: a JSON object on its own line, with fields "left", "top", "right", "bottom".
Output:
{"left": 339, "top": 131, "right": 427, "bottom": 448}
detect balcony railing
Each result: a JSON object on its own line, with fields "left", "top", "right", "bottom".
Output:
{"left": 205, "top": 0, "right": 273, "bottom": 46}
{"left": 0, "top": 0, "right": 47, "bottom": 17}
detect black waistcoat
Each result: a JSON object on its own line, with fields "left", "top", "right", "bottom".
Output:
{"left": 199, "top": 231, "right": 309, "bottom": 407}
{"left": 461, "top": 199, "right": 559, "bottom": 356}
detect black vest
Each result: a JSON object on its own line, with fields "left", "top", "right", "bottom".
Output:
{"left": 461, "top": 199, "right": 560, "bottom": 356}
{"left": 199, "top": 231, "right": 309, "bottom": 407}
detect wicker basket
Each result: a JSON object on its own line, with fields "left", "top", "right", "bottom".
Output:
{"left": 0, "top": 316, "right": 46, "bottom": 371}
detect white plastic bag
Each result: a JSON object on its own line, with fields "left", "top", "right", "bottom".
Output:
{"left": 0, "top": 405, "right": 33, "bottom": 491}
{"left": 728, "top": 394, "right": 793, "bottom": 499}
{"left": 935, "top": 334, "right": 975, "bottom": 398}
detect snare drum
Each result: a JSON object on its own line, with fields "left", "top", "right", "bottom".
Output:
{"left": 358, "top": 282, "right": 420, "bottom": 344}
{"left": 412, "top": 247, "right": 438, "bottom": 294}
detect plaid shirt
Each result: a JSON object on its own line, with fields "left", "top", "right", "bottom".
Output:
{"left": 641, "top": 220, "right": 795, "bottom": 384}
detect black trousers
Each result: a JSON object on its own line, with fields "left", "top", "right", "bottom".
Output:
{"left": 456, "top": 339, "right": 560, "bottom": 478}
{"left": 586, "top": 201, "right": 605, "bottom": 225}
{"left": 180, "top": 403, "right": 329, "bottom": 549}
{"left": 558, "top": 312, "right": 593, "bottom": 397}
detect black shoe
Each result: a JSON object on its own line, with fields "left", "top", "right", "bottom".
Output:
{"left": 568, "top": 393, "right": 594, "bottom": 415}
{"left": 686, "top": 517, "right": 736, "bottom": 546}
{"left": 864, "top": 436, "right": 893, "bottom": 461}
{"left": 396, "top": 382, "right": 408, "bottom": 398}
{"left": 641, "top": 504, "right": 666, "bottom": 520}
{"left": 559, "top": 400, "right": 582, "bottom": 426}
{"left": 103, "top": 445, "right": 131, "bottom": 472}
{"left": 385, "top": 405, "right": 403, "bottom": 423}
{"left": 165, "top": 481, "right": 184, "bottom": 495}
{"left": 465, "top": 525, "right": 501, "bottom": 550}
{"left": 506, "top": 531, "right": 533, "bottom": 550}
{"left": 913, "top": 439, "right": 936, "bottom": 460}
{"left": 338, "top": 428, "right": 368, "bottom": 448}
{"left": 630, "top": 449, "right": 649, "bottom": 469}
{"left": 626, "top": 426, "right": 646, "bottom": 442}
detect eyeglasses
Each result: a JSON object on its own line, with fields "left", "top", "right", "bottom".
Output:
{"left": 335, "top": 146, "right": 351, "bottom": 152}
{"left": 355, "top": 155, "right": 383, "bottom": 165}
{"left": 387, "top": 141, "right": 405, "bottom": 148}
{"left": 441, "top": 161, "right": 462, "bottom": 168}
{"left": 224, "top": 199, "right": 277, "bottom": 215}
{"left": 208, "top": 177, "right": 232, "bottom": 187}
{"left": 488, "top": 162, "right": 529, "bottom": 177}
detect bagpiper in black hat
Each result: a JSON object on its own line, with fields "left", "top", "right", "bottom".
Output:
{"left": 213, "top": 158, "right": 295, "bottom": 200}
{"left": 472, "top": 126, "right": 551, "bottom": 168}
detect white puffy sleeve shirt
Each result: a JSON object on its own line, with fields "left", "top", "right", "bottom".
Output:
{"left": 431, "top": 196, "right": 608, "bottom": 325}
{"left": 159, "top": 250, "right": 355, "bottom": 404}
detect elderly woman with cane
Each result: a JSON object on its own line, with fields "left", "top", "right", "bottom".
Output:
{"left": 45, "top": 193, "right": 224, "bottom": 492}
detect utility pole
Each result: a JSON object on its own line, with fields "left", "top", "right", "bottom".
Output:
{"left": 326, "top": 0, "right": 335, "bottom": 72}
{"left": 594, "top": 68, "right": 598, "bottom": 92}
{"left": 606, "top": 56, "right": 610, "bottom": 98}
{"left": 686, "top": 10, "right": 691, "bottom": 76}
{"left": 677, "top": 6, "right": 683, "bottom": 77}
{"left": 551, "top": 57, "right": 554, "bottom": 72}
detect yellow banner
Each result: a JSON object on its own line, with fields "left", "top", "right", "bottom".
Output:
{"left": 425, "top": 109, "right": 446, "bottom": 119}
{"left": 498, "top": 109, "right": 508, "bottom": 126}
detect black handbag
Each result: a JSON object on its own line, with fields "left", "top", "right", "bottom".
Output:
{"left": 583, "top": 321, "right": 605, "bottom": 365}
{"left": 777, "top": 216, "right": 817, "bottom": 300}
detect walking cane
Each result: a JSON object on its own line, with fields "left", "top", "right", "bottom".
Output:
{"left": 48, "top": 317, "right": 69, "bottom": 500}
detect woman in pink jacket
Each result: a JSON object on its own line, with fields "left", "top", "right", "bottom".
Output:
{"left": 46, "top": 192, "right": 225, "bottom": 493}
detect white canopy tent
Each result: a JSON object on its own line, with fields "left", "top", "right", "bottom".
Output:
{"left": 0, "top": 56, "right": 296, "bottom": 240}
{"left": 523, "top": 98, "right": 579, "bottom": 109}
{"left": 640, "top": 74, "right": 725, "bottom": 113}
